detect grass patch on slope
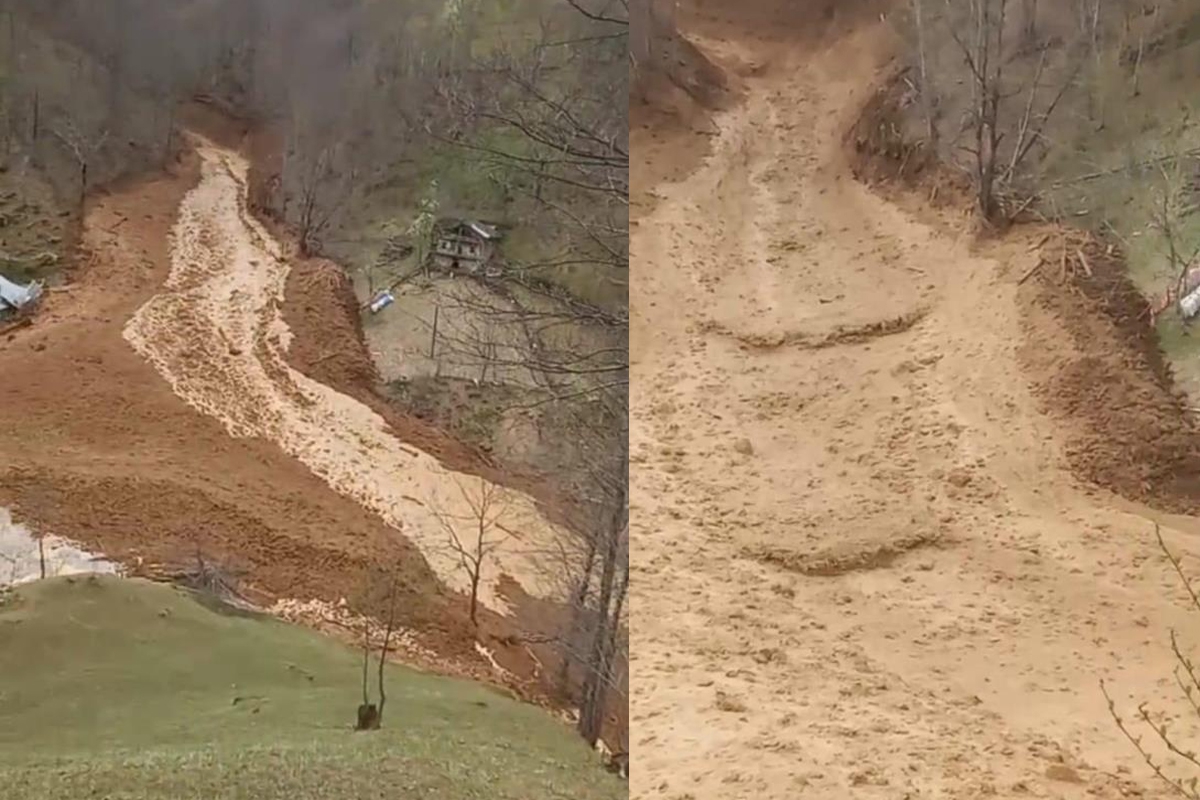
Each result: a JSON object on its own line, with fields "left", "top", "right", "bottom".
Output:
{"left": 0, "top": 576, "right": 622, "bottom": 800}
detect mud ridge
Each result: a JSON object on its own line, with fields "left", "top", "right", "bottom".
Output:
{"left": 742, "top": 532, "right": 945, "bottom": 577}
{"left": 698, "top": 307, "right": 928, "bottom": 350}
{"left": 1021, "top": 235, "right": 1200, "bottom": 514}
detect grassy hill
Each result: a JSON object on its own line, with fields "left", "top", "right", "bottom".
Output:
{"left": 0, "top": 576, "right": 623, "bottom": 800}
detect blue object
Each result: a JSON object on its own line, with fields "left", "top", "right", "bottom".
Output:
{"left": 369, "top": 291, "right": 395, "bottom": 314}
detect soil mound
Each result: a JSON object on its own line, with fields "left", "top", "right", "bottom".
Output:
{"left": 1021, "top": 236, "right": 1200, "bottom": 513}
{"left": 846, "top": 67, "right": 1200, "bottom": 515}
{"left": 846, "top": 67, "right": 968, "bottom": 208}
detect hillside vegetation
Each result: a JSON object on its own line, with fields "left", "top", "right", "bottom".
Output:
{"left": 880, "top": 0, "right": 1200, "bottom": 390}
{"left": 0, "top": 576, "right": 623, "bottom": 800}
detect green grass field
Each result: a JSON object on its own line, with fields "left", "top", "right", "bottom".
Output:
{"left": 0, "top": 576, "right": 623, "bottom": 800}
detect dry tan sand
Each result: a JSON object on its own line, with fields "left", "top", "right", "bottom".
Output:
{"left": 123, "top": 138, "right": 565, "bottom": 613}
{"left": 631, "top": 12, "right": 1197, "bottom": 800}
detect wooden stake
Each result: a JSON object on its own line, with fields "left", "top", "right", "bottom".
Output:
{"left": 1076, "top": 248, "right": 1093, "bottom": 278}
{"left": 429, "top": 304, "right": 440, "bottom": 359}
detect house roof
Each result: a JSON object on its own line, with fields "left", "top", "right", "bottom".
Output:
{"left": 437, "top": 218, "right": 503, "bottom": 241}
{"left": 466, "top": 221, "right": 500, "bottom": 240}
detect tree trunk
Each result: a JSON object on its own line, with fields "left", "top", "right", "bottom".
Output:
{"left": 577, "top": 480, "right": 626, "bottom": 746}
{"left": 468, "top": 566, "right": 481, "bottom": 626}
{"left": 1021, "top": 0, "right": 1038, "bottom": 46}
{"left": 163, "top": 104, "right": 175, "bottom": 169}
{"left": 355, "top": 703, "right": 379, "bottom": 730}
{"left": 376, "top": 577, "right": 397, "bottom": 727}
{"left": 557, "top": 532, "right": 599, "bottom": 694}
{"left": 911, "top": 0, "right": 937, "bottom": 145}
{"left": 360, "top": 624, "right": 371, "bottom": 705}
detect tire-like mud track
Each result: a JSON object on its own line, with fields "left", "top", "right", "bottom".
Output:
{"left": 632, "top": 15, "right": 1197, "bottom": 800}
{"left": 122, "top": 139, "right": 562, "bottom": 613}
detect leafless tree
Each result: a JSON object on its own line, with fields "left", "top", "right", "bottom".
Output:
{"left": 289, "top": 141, "right": 353, "bottom": 257}
{"left": 354, "top": 567, "right": 399, "bottom": 730}
{"left": 1104, "top": 523, "right": 1200, "bottom": 797}
{"left": 928, "top": 0, "right": 1084, "bottom": 220}
{"left": 52, "top": 119, "right": 108, "bottom": 208}
{"left": 1021, "top": 0, "right": 1039, "bottom": 47}
{"left": 910, "top": 0, "right": 938, "bottom": 145}
{"left": 434, "top": 476, "right": 513, "bottom": 627}
{"left": 574, "top": 466, "right": 628, "bottom": 746}
{"left": 1149, "top": 156, "right": 1200, "bottom": 322}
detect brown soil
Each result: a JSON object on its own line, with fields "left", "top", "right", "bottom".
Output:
{"left": 848, "top": 57, "right": 1200, "bottom": 517}
{"left": 632, "top": 0, "right": 1200, "bottom": 795}
{"left": 280, "top": 255, "right": 568, "bottom": 522}
{"left": 845, "top": 65, "right": 971, "bottom": 213}
{"left": 281, "top": 217, "right": 627, "bottom": 745}
{"left": 630, "top": 7, "right": 736, "bottom": 220}
{"left": 0, "top": 144, "right": 481, "bottom": 665}
{"left": 2, "top": 116, "right": 618, "bottom": 744}
{"left": 1020, "top": 233, "right": 1200, "bottom": 513}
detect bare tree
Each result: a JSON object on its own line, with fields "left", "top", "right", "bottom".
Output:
{"left": 435, "top": 477, "right": 513, "bottom": 627}
{"left": 409, "top": 179, "right": 439, "bottom": 277}
{"left": 1021, "top": 0, "right": 1039, "bottom": 47}
{"left": 354, "top": 567, "right": 399, "bottom": 730}
{"left": 933, "top": 0, "right": 1083, "bottom": 220}
{"left": 52, "top": 119, "right": 108, "bottom": 208}
{"left": 1149, "top": 156, "right": 1200, "bottom": 322}
{"left": 1104, "top": 523, "right": 1200, "bottom": 797}
{"left": 910, "top": 0, "right": 938, "bottom": 145}
{"left": 291, "top": 143, "right": 351, "bottom": 257}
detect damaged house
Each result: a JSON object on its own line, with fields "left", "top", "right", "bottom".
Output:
{"left": 432, "top": 219, "right": 504, "bottom": 277}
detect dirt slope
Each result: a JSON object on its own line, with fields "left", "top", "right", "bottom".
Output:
{"left": 123, "top": 137, "right": 565, "bottom": 613}
{"left": 0, "top": 150, "right": 468, "bottom": 650}
{"left": 0, "top": 130, "right": 576, "bottom": 695}
{"left": 631, "top": 6, "right": 1200, "bottom": 798}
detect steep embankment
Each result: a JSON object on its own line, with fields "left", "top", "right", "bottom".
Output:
{"left": 631, "top": 3, "right": 1200, "bottom": 798}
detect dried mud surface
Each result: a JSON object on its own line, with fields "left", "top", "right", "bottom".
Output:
{"left": 631, "top": 1, "right": 1200, "bottom": 797}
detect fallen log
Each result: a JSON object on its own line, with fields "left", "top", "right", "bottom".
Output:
{"left": 1018, "top": 258, "right": 1046, "bottom": 285}
{"left": 0, "top": 316, "right": 33, "bottom": 337}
